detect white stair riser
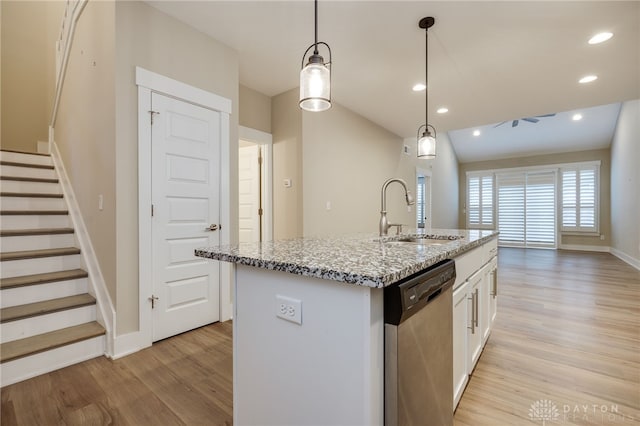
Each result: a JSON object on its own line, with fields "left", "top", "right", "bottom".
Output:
{"left": 0, "top": 254, "right": 81, "bottom": 279}
{"left": 0, "top": 196, "right": 66, "bottom": 211}
{"left": 0, "top": 180, "right": 61, "bottom": 195}
{"left": 0, "top": 165, "right": 56, "bottom": 180}
{"left": 1, "top": 305, "right": 96, "bottom": 344}
{"left": 0, "top": 214, "right": 70, "bottom": 230}
{"left": 0, "top": 152, "right": 53, "bottom": 167}
{"left": 0, "top": 233, "right": 75, "bottom": 252}
{"left": 1, "top": 278, "right": 88, "bottom": 308}
{"left": 0, "top": 335, "right": 105, "bottom": 387}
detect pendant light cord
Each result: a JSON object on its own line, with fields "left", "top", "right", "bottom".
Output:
{"left": 314, "top": 0, "right": 319, "bottom": 55}
{"left": 424, "top": 25, "right": 428, "bottom": 131}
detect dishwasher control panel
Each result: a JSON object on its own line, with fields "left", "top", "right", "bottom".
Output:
{"left": 384, "top": 259, "right": 456, "bottom": 326}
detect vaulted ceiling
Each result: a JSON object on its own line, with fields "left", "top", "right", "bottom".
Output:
{"left": 147, "top": 1, "right": 640, "bottom": 162}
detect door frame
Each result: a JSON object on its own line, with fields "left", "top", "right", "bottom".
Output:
{"left": 136, "top": 67, "right": 232, "bottom": 350}
{"left": 415, "top": 167, "right": 432, "bottom": 229}
{"left": 239, "top": 126, "right": 273, "bottom": 242}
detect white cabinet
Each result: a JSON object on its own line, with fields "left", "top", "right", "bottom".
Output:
{"left": 487, "top": 256, "right": 498, "bottom": 330}
{"left": 452, "top": 280, "right": 469, "bottom": 408}
{"left": 452, "top": 237, "right": 499, "bottom": 410}
{"left": 466, "top": 270, "right": 484, "bottom": 373}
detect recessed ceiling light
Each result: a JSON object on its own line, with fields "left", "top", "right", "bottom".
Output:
{"left": 412, "top": 83, "right": 426, "bottom": 92}
{"left": 437, "top": 107, "right": 449, "bottom": 114}
{"left": 588, "top": 32, "right": 613, "bottom": 45}
{"left": 579, "top": 75, "right": 598, "bottom": 84}
{"left": 572, "top": 113, "right": 583, "bottom": 121}
{"left": 473, "top": 130, "right": 481, "bottom": 137}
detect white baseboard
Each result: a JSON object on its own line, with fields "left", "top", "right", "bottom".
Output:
{"left": 558, "top": 244, "right": 611, "bottom": 252}
{"left": 50, "top": 140, "right": 116, "bottom": 357}
{"left": 610, "top": 247, "right": 640, "bottom": 271}
{"left": 112, "top": 331, "right": 150, "bottom": 359}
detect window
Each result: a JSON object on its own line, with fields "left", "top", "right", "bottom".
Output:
{"left": 467, "top": 173, "right": 494, "bottom": 229}
{"left": 496, "top": 171, "right": 556, "bottom": 248}
{"left": 561, "top": 164, "right": 599, "bottom": 233}
{"left": 416, "top": 176, "right": 425, "bottom": 228}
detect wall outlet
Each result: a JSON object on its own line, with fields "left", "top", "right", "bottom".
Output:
{"left": 276, "top": 295, "right": 302, "bottom": 325}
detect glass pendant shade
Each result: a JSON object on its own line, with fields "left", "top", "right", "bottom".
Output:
{"left": 299, "top": 56, "right": 331, "bottom": 112}
{"left": 417, "top": 131, "right": 436, "bottom": 159}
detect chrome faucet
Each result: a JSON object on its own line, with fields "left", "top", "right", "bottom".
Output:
{"left": 379, "top": 178, "right": 415, "bottom": 236}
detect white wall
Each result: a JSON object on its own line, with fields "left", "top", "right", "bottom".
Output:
{"left": 610, "top": 99, "right": 640, "bottom": 268}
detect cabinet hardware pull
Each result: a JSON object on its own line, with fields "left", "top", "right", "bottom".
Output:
{"left": 468, "top": 293, "right": 476, "bottom": 334}
{"left": 474, "top": 288, "right": 479, "bottom": 327}
{"left": 492, "top": 269, "right": 498, "bottom": 297}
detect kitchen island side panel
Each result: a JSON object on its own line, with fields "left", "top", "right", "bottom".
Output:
{"left": 233, "top": 265, "right": 384, "bottom": 426}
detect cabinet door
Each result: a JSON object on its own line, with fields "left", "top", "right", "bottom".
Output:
{"left": 452, "top": 281, "right": 469, "bottom": 409}
{"left": 480, "top": 263, "right": 491, "bottom": 344}
{"left": 467, "top": 271, "right": 483, "bottom": 373}
{"left": 488, "top": 257, "right": 498, "bottom": 329}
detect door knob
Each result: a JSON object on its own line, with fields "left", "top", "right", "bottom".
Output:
{"left": 206, "top": 224, "right": 219, "bottom": 231}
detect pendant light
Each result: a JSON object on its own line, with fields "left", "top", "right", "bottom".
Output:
{"left": 417, "top": 17, "right": 436, "bottom": 159}
{"left": 299, "top": 0, "right": 332, "bottom": 112}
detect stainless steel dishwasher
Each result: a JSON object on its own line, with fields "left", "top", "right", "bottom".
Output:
{"left": 384, "top": 259, "right": 456, "bottom": 426}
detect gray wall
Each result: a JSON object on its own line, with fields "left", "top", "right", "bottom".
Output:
{"left": 1, "top": 1, "right": 64, "bottom": 151}
{"left": 610, "top": 99, "right": 640, "bottom": 265}
{"left": 240, "top": 84, "right": 271, "bottom": 134}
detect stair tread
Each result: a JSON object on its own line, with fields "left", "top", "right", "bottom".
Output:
{"left": 0, "top": 269, "right": 88, "bottom": 289}
{"left": 0, "top": 228, "right": 74, "bottom": 237}
{"left": 0, "top": 176, "right": 58, "bottom": 183}
{"left": 1, "top": 210, "right": 68, "bottom": 215}
{"left": 0, "top": 161, "right": 54, "bottom": 170}
{"left": 0, "top": 294, "right": 96, "bottom": 323}
{"left": 0, "top": 192, "right": 63, "bottom": 198}
{"left": 0, "top": 247, "right": 80, "bottom": 261}
{"left": 0, "top": 149, "right": 50, "bottom": 157}
{"left": 0, "top": 321, "right": 104, "bottom": 363}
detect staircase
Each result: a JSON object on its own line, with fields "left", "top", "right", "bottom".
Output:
{"left": 0, "top": 150, "right": 106, "bottom": 386}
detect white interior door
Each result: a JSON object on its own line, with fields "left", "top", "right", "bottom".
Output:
{"left": 151, "top": 92, "right": 221, "bottom": 342}
{"left": 238, "top": 142, "right": 261, "bottom": 243}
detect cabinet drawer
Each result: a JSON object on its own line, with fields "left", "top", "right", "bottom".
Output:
{"left": 453, "top": 246, "right": 482, "bottom": 290}
{"left": 482, "top": 237, "right": 498, "bottom": 263}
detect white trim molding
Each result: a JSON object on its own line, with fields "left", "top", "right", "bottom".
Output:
{"left": 136, "top": 67, "right": 231, "bottom": 114}
{"left": 50, "top": 141, "right": 116, "bottom": 357}
{"left": 137, "top": 67, "right": 233, "bottom": 352}
{"left": 610, "top": 248, "right": 640, "bottom": 271}
{"left": 558, "top": 244, "right": 610, "bottom": 253}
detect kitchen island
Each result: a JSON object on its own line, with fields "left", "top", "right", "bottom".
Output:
{"left": 195, "top": 229, "right": 498, "bottom": 426}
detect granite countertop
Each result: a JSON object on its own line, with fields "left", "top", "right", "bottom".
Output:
{"left": 195, "top": 229, "right": 498, "bottom": 288}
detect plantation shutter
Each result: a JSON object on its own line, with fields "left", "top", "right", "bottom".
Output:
{"left": 525, "top": 171, "right": 556, "bottom": 247}
{"left": 561, "top": 165, "right": 598, "bottom": 233}
{"left": 497, "top": 171, "right": 556, "bottom": 248}
{"left": 467, "top": 174, "right": 494, "bottom": 229}
{"left": 497, "top": 173, "right": 525, "bottom": 246}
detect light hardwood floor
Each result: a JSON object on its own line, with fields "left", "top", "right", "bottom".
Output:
{"left": 2, "top": 248, "right": 639, "bottom": 425}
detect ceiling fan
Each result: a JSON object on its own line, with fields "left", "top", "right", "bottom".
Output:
{"left": 494, "top": 113, "right": 556, "bottom": 128}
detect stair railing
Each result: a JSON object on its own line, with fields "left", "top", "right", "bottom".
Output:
{"left": 49, "top": 0, "right": 88, "bottom": 132}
